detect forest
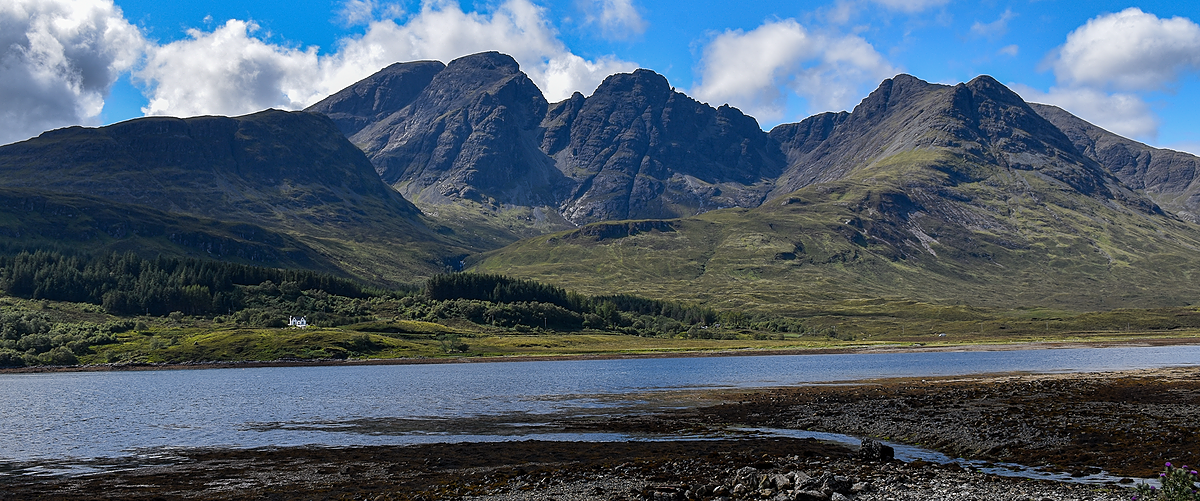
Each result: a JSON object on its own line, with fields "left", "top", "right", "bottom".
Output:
{"left": 0, "top": 251, "right": 810, "bottom": 367}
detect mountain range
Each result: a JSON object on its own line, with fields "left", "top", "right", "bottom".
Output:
{"left": 4, "top": 51, "right": 1200, "bottom": 310}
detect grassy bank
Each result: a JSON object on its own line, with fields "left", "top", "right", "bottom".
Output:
{"left": 4, "top": 293, "right": 1200, "bottom": 368}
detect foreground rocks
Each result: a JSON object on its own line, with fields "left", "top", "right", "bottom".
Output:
{"left": 0, "top": 439, "right": 1132, "bottom": 501}
{"left": 635, "top": 367, "right": 1200, "bottom": 479}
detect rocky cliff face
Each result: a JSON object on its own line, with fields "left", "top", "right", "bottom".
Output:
{"left": 306, "top": 60, "right": 446, "bottom": 137}
{"left": 308, "top": 52, "right": 785, "bottom": 225}
{"left": 545, "top": 69, "right": 784, "bottom": 223}
{"left": 330, "top": 52, "right": 571, "bottom": 208}
{"left": 1031, "top": 102, "right": 1200, "bottom": 222}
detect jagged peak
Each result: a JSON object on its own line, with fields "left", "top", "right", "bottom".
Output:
{"left": 592, "top": 68, "right": 672, "bottom": 99}
{"left": 445, "top": 51, "right": 521, "bottom": 73}
{"left": 851, "top": 73, "right": 944, "bottom": 117}
{"left": 962, "top": 74, "right": 1030, "bottom": 109}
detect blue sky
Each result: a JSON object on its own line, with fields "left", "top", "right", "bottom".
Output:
{"left": 5, "top": 0, "right": 1200, "bottom": 154}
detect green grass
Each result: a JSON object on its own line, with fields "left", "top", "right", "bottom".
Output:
{"left": 472, "top": 163, "right": 1200, "bottom": 313}
{"left": 6, "top": 293, "right": 1200, "bottom": 367}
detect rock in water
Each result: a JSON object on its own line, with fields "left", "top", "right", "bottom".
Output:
{"left": 858, "top": 438, "right": 895, "bottom": 462}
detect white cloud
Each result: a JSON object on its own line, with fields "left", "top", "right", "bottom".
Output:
{"left": 997, "top": 44, "right": 1018, "bottom": 57}
{"left": 583, "top": 0, "right": 647, "bottom": 40}
{"left": 1050, "top": 8, "right": 1200, "bottom": 91}
{"left": 1012, "top": 84, "right": 1159, "bottom": 141}
{"left": 135, "top": 0, "right": 636, "bottom": 117}
{"left": 971, "top": 9, "right": 1015, "bottom": 39}
{"left": 867, "top": 0, "right": 950, "bottom": 14}
{"left": 0, "top": 0, "right": 144, "bottom": 145}
{"left": 137, "top": 20, "right": 321, "bottom": 117}
{"left": 691, "top": 19, "right": 897, "bottom": 122}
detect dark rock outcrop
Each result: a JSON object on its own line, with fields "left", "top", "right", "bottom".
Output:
{"left": 306, "top": 60, "right": 445, "bottom": 137}
{"left": 327, "top": 52, "right": 571, "bottom": 208}
{"left": 543, "top": 69, "right": 784, "bottom": 223}
{"left": 308, "top": 52, "right": 786, "bottom": 225}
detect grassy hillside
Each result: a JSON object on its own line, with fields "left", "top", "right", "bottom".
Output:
{"left": 472, "top": 156, "right": 1200, "bottom": 313}
{"left": 0, "top": 111, "right": 477, "bottom": 285}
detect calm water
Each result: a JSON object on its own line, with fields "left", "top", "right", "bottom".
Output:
{"left": 2, "top": 345, "right": 1198, "bottom": 471}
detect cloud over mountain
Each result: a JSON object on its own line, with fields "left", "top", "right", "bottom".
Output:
{"left": 0, "top": 0, "right": 143, "bottom": 145}
{"left": 136, "top": 0, "right": 638, "bottom": 118}
{"left": 1021, "top": 8, "right": 1200, "bottom": 143}
{"left": 691, "top": 19, "right": 896, "bottom": 121}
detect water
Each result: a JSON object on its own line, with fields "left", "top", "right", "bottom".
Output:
{"left": 1, "top": 345, "right": 1197, "bottom": 477}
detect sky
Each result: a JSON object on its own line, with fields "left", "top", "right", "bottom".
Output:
{"left": 5, "top": 0, "right": 1200, "bottom": 155}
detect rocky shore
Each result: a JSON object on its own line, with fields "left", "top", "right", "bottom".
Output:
{"left": 5, "top": 367, "right": 1194, "bottom": 500}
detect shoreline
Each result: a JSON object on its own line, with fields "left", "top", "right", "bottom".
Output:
{"left": 4, "top": 335, "right": 1199, "bottom": 374}
{"left": 6, "top": 367, "right": 1192, "bottom": 499}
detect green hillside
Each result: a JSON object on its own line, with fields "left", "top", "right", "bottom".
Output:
{"left": 472, "top": 155, "right": 1200, "bottom": 313}
{"left": 0, "top": 110, "right": 475, "bottom": 285}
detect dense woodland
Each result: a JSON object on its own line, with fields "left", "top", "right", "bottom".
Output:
{"left": 0, "top": 251, "right": 809, "bottom": 367}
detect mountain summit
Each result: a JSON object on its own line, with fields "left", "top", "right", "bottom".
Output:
{"left": 306, "top": 52, "right": 784, "bottom": 229}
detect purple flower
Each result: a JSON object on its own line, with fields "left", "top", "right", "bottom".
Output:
{"left": 1166, "top": 462, "right": 1173, "bottom": 467}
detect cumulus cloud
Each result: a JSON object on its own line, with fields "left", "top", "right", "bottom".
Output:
{"left": 137, "top": 20, "right": 320, "bottom": 117}
{"left": 1018, "top": 8, "right": 1200, "bottom": 143}
{"left": 1012, "top": 84, "right": 1159, "bottom": 141}
{"left": 1050, "top": 8, "right": 1200, "bottom": 91}
{"left": 0, "top": 0, "right": 144, "bottom": 145}
{"left": 583, "top": 0, "right": 648, "bottom": 40}
{"left": 135, "top": 0, "right": 636, "bottom": 117}
{"left": 691, "top": 19, "right": 897, "bottom": 122}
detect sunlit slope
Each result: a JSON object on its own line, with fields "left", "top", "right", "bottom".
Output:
{"left": 474, "top": 131, "right": 1200, "bottom": 313}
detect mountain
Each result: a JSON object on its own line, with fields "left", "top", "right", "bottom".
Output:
{"left": 0, "top": 109, "right": 465, "bottom": 284}
{"left": 1030, "top": 103, "right": 1200, "bottom": 222}
{"left": 472, "top": 74, "right": 1200, "bottom": 311}
{"left": 543, "top": 69, "right": 784, "bottom": 223}
{"left": 305, "top": 51, "right": 784, "bottom": 236}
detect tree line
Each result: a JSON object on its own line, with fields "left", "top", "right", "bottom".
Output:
{"left": 0, "top": 250, "right": 372, "bottom": 316}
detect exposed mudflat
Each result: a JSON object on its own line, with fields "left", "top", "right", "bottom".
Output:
{"left": 4, "top": 367, "right": 1195, "bottom": 500}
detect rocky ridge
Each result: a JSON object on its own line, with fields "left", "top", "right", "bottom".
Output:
{"left": 309, "top": 53, "right": 1200, "bottom": 234}
{"left": 1031, "top": 102, "right": 1200, "bottom": 222}
{"left": 306, "top": 52, "right": 785, "bottom": 226}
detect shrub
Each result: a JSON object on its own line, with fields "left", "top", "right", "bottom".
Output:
{"left": 1133, "top": 462, "right": 1200, "bottom": 501}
